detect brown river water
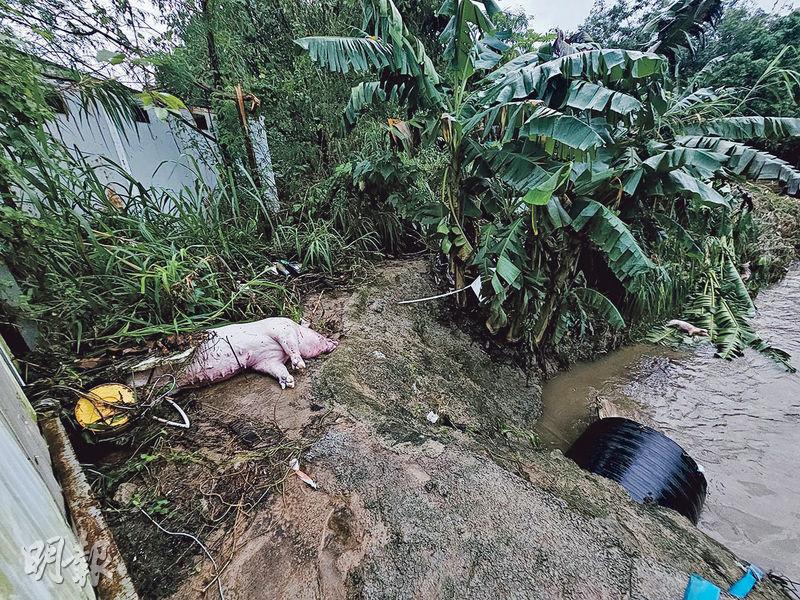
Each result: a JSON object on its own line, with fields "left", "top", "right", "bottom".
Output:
{"left": 538, "top": 263, "right": 800, "bottom": 577}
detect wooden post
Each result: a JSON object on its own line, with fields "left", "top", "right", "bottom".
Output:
{"left": 235, "top": 84, "right": 263, "bottom": 189}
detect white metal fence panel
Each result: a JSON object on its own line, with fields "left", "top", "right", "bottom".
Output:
{"left": 0, "top": 347, "right": 94, "bottom": 600}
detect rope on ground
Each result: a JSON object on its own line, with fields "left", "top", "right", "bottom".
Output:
{"left": 139, "top": 508, "right": 225, "bottom": 600}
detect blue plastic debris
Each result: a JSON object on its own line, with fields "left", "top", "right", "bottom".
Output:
{"left": 729, "top": 565, "right": 764, "bottom": 598}
{"left": 683, "top": 574, "right": 721, "bottom": 600}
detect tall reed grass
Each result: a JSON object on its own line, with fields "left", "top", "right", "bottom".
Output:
{"left": 0, "top": 141, "right": 368, "bottom": 353}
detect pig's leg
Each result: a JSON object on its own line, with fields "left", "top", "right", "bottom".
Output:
{"left": 252, "top": 358, "right": 295, "bottom": 389}
{"left": 276, "top": 333, "right": 306, "bottom": 371}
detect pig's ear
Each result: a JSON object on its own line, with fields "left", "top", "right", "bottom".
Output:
{"left": 300, "top": 318, "right": 311, "bottom": 328}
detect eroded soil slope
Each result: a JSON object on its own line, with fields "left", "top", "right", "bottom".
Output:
{"left": 108, "top": 260, "right": 782, "bottom": 600}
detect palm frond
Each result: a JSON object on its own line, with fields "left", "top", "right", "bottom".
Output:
{"left": 479, "top": 49, "right": 666, "bottom": 106}
{"left": 297, "top": 0, "right": 444, "bottom": 111}
{"left": 666, "top": 168, "right": 729, "bottom": 207}
{"left": 645, "top": 324, "right": 683, "bottom": 344}
{"left": 438, "top": 0, "right": 500, "bottom": 76}
{"left": 562, "top": 81, "right": 643, "bottom": 116}
{"left": 720, "top": 252, "right": 755, "bottom": 317}
{"left": 468, "top": 139, "right": 566, "bottom": 192}
{"left": 472, "top": 33, "right": 511, "bottom": 72}
{"left": 679, "top": 135, "right": 800, "bottom": 196}
{"left": 343, "top": 81, "right": 386, "bottom": 130}
{"left": 647, "top": 238, "right": 795, "bottom": 371}
{"left": 463, "top": 100, "right": 534, "bottom": 139}
{"left": 663, "top": 87, "right": 734, "bottom": 120}
{"left": 572, "top": 287, "right": 626, "bottom": 328}
{"left": 748, "top": 336, "right": 796, "bottom": 372}
{"left": 652, "top": 213, "right": 703, "bottom": 259}
{"left": 295, "top": 36, "right": 393, "bottom": 74}
{"left": 643, "top": 147, "right": 728, "bottom": 178}
{"left": 684, "top": 117, "right": 800, "bottom": 140}
{"left": 687, "top": 56, "right": 727, "bottom": 87}
{"left": 340, "top": 80, "right": 415, "bottom": 131}
{"left": 644, "top": 0, "right": 723, "bottom": 62}
{"left": 519, "top": 104, "right": 607, "bottom": 152}
{"left": 364, "top": 0, "right": 443, "bottom": 86}
{"left": 483, "top": 51, "right": 541, "bottom": 84}
{"left": 569, "top": 198, "right": 656, "bottom": 289}
{"left": 478, "top": 216, "right": 526, "bottom": 287}
{"left": 474, "top": 216, "right": 529, "bottom": 333}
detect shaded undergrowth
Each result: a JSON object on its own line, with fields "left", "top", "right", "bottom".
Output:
{"left": 78, "top": 395, "right": 314, "bottom": 598}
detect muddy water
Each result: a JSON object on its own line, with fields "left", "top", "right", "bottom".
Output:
{"left": 538, "top": 264, "right": 800, "bottom": 576}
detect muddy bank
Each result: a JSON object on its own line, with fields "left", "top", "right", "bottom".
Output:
{"left": 85, "top": 259, "right": 788, "bottom": 599}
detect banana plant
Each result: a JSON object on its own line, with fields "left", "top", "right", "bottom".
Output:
{"left": 646, "top": 236, "right": 796, "bottom": 371}
{"left": 297, "top": 0, "right": 800, "bottom": 356}
{"left": 297, "top": 0, "right": 664, "bottom": 332}
{"left": 643, "top": 0, "right": 723, "bottom": 64}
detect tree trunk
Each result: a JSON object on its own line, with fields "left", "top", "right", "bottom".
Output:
{"left": 445, "top": 146, "right": 469, "bottom": 304}
{"left": 530, "top": 242, "right": 580, "bottom": 349}
{"left": 201, "top": 0, "right": 235, "bottom": 171}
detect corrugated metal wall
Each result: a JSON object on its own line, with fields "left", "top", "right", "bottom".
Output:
{"left": 0, "top": 344, "right": 95, "bottom": 600}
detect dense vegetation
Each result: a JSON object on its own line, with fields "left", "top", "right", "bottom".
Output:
{"left": 583, "top": 0, "right": 800, "bottom": 119}
{"left": 1, "top": 0, "right": 799, "bottom": 375}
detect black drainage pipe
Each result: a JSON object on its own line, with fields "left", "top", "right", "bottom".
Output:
{"left": 566, "top": 417, "right": 707, "bottom": 524}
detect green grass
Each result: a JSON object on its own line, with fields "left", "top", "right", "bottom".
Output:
{"left": 0, "top": 148, "right": 373, "bottom": 354}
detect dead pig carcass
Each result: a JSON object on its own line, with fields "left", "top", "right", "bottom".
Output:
{"left": 130, "top": 317, "right": 338, "bottom": 390}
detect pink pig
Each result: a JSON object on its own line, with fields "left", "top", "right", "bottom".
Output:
{"left": 178, "top": 317, "right": 338, "bottom": 389}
